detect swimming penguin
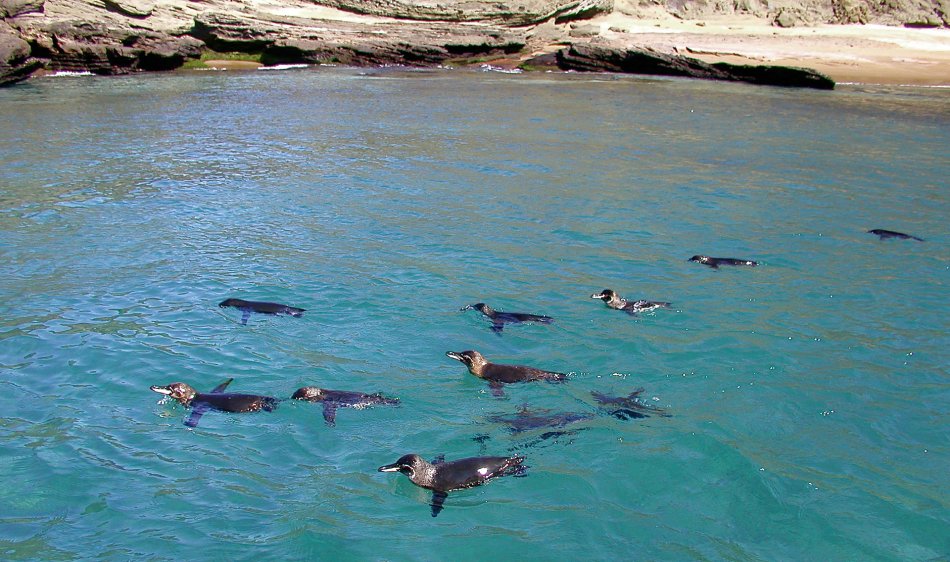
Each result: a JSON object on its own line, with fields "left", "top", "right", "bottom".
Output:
{"left": 867, "top": 229, "right": 924, "bottom": 241}
{"left": 460, "top": 303, "right": 553, "bottom": 333}
{"left": 219, "top": 298, "right": 306, "bottom": 325}
{"left": 446, "top": 350, "right": 567, "bottom": 396}
{"left": 591, "top": 389, "right": 671, "bottom": 420}
{"left": 150, "top": 378, "right": 279, "bottom": 427}
{"left": 590, "top": 289, "right": 671, "bottom": 316}
{"left": 291, "top": 386, "right": 399, "bottom": 426}
{"left": 487, "top": 405, "right": 594, "bottom": 434}
{"left": 378, "top": 453, "right": 526, "bottom": 517}
{"left": 688, "top": 255, "right": 758, "bottom": 269}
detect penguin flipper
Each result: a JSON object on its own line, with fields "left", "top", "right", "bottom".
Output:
{"left": 430, "top": 491, "right": 448, "bottom": 517}
{"left": 240, "top": 308, "right": 252, "bottom": 325}
{"left": 489, "top": 382, "right": 505, "bottom": 398}
{"left": 322, "top": 403, "right": 338, "bottom": 426}
{"left": 211, "top": 378, "right": 234, "bottom": 393}
{"left": 185, "top": 403, "right": 210, "bottom": 427}
{"left": 611, "top": 408, "right": 647, "bottom": 421}
{"left": 491, "top": 322, "right": 505, "bottom": 334}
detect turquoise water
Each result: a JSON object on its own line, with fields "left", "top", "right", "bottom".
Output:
{"left": 1, "top": 69, "right": 947, "bottom": 560}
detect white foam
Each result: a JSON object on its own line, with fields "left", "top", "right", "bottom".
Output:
{"left": 47, "top": 71, "right": 95, "bottom": 77}
{"left": 479, "top": 64, "right": 523, "bottom": 74}
{"left": 258, "top": 64, "right": 310, "bottom": 71}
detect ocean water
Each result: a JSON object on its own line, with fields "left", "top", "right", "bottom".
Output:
{"left": 0, "top": 68, "right": 947, "bottom": 560}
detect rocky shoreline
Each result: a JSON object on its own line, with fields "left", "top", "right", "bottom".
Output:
{"left": 2, "top": 0, "right": 949, "bottom": 88}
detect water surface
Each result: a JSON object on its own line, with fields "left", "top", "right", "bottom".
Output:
{"left": 1, "top": 69, "right": 948, "bottom": 560}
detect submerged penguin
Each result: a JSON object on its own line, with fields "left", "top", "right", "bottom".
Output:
{"left": 688, "top": 255, "right": 758, "bottom": 269}
{"left": 219, "top": 298, "right": 306, "bottom": 325}
{"left": 460, "top": 302, "right": 553, "bottom": 333}
{"left": 590, "top": 289, "right": 671, "bottom": 316}
{"left": 150, "top": 378, "right": 279, "bottom": 427}
{"left": 378, "top": 453, "right": 526, "bottom": 517}
{"left": 445, "top": 350, "right": 567, "bottom": 396}
{"left": 867, "top": 229, "right": 924, "bottom": 241}
{"left": 291, "top": 386, "right": 399, "bottom": 426}
{"left": 487, "top": 405, "right": 594, "bottom": 434}
{"left": 591, "top": 389, "right": 671, "bottom": 420}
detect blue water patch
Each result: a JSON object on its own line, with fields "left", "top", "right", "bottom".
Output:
{"left": 0, "top": 69, "right": 948, "bottom": 560}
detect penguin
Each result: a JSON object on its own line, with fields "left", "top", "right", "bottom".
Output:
{"left": 591, "top": 389, "right": 671, "bottom": 420}
{"left": 460, "top": 302, "right": 553, "bottom": 333}
{"left": 291, "top": 386, "right": 399, "bottom": 426}
{"left": 867, "top": 229, "right": 924, "bottom": 241}
{"left": 378, "top": 453, "right": 526, "bottom": 517}
{"left": 445, "top": 350, "right": 567, "bottom": 396}
{"left": 487, "top": 405, "right": 594, "bottom": 434}
{"left": 590, "top": 289, "right": 671, "bottom": 316}
{"left": 150, "top": 378, "right": 279, "bottom": 427}
{"left": 219, "top": 298, "right": 306, "bottom": 325}
{"left": 688, "top": 255, "right": 758, "bottom": 269}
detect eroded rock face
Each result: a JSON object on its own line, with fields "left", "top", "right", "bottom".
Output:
{"left": 0, "top": 0, "right": 45, "bottom": 19}
{"left": 1, "top": 22, "right": 41, "bottom": 85}
{"left": 189, "top": 10, "right": 526, "bottom": 66}
{"left": 622, "top": 0, "right": 949, "bottom": 27}
{"left": 315, "top": 0, "right": 613, "bottom": 25}
{"left": 18, "top": 20, "right": 203, "bottom": 75}
{"left": 102, "top": 0, "right": 155, "bottom": 18}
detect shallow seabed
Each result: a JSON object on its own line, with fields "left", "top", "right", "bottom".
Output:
{"left": 0, "top": 68, "right": 948, "bottom": 560}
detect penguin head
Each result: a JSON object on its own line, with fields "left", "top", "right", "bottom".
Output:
{"left": 150, "top": 382, "right": 197, "bottom": 405}
{"left": 378, "top": 454, "right": 425, "bottom": 476}
{"left": 460, "top": 303, "right": 491, "bottom": 314}
{"left": 291, "top": 387, "right": 324, "bottom": 401}
{"left": 446, "top": 350, "right": 490, "bottom": 377}
{"left": 447, "top": 349, "right": 488, "bottom": 367}
{"left": 688, "top": 255, "right": 710, "bottom": 263}
{"left": 219, "top": 298, "right": 238, "bottom": 307}
{"left": 590, "top": 289, "right": 615, "bottom": 302}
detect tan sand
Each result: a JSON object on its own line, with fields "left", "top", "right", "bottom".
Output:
{"left": 582, "top": 15, "right": 950, "bottom": 86}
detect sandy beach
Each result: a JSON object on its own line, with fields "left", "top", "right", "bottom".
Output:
{"left": 569, "top": 15, "right": 950, "bottom": 86}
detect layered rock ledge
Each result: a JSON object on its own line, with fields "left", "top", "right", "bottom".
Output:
{"left": 2, "top": 0, "right": 949, "bottom": 87}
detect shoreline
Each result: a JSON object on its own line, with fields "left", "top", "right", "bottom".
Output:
{"left": 8, "top": 6, "right": 950, "bottom": 87}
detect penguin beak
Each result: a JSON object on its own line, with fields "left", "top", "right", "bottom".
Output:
{"left": 446, "top": 351, "right": 464, "bottom": 362}
{"left": 150, "top": 385, "right": 173, "bottom": 395}
{"left": 378, "top": 462, "right": 402, "bottom": 472}
{"left": 590, "top": 293, "right": 605, "bottom": 299}
{"left": 459, "top": 304, "right": 474, "bottom": 311}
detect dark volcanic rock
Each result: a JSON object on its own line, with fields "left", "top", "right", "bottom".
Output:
{"left": 556, "top": 43, "right": 835, "bottom": 89}
{"left": 1, "top": 23, "right": 41, "bottom": 86}
{"left": 556, "top": 43, "right": 729, "bottom": 78}
{"left": 711, "top": 60, "right": 835, "bottom": 89}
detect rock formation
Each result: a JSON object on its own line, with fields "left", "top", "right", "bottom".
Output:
{"left": 0, "top": 0, "right": 945, "bottom": 86}
{"left": 555, "top": 42, "right": 835, "bottom": 88}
